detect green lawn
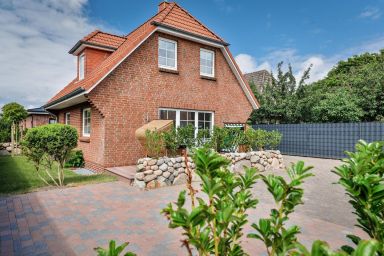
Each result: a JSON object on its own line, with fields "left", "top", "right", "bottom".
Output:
{"left": 0, "top": 155, "right": 117, "bottom": 194}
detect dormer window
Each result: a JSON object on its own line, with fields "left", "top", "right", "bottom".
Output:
{"left": 158, "top": 38, "right": 177, "bottom": 70}
{"left": 79, "top": 54, "right": 85, "bottom": 80}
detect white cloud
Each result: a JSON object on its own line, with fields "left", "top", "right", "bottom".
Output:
{"left": 235, "top": 53, "right": 271, "bottom": 74}
{"left": 236, "top": 35, "right": 384, "bottom": 83}
{"left": 360, "top": 6, "right": 381, "bottom": 20}
{"left": 0, "top": 0, "right": 98, "bottom": 109}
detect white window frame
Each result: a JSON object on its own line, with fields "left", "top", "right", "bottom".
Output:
{"left": 65, "top": 112, "right": 70, "bottom": 125}
{"left": 79, "top": 53, "right": 85, "bottom": 80}
{"left": 200, "top": 48, "right": 215, "bottom": 77}
{"left": 159, "top": 108, "right": 214, "bottom": 138}
{"left": 82, "top": 108, "right": 91, "bottom": 137}
{"left": 158, "top": 37, "right": 177, "bottom": 70}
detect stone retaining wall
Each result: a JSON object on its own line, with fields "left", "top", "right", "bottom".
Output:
{"left": 0, "top": 142, "right": 21, "bottom": 154}
{"left": 133, "top": 150, "right": 284, "bottom": 189}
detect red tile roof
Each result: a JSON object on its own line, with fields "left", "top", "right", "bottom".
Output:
{"left": 47, "top": 2, "right": 258, "bottom": 108}
{"left": 152, "top": 3, "right": 224, "bottom": 42}
{"left": 83, "top": 30, "right": 126, "bottom": 49}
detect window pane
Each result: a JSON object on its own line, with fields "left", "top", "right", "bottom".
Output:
{"left": 160, "top": 110, "right": 167, "bottom": 120}
{"left": 159, "top": 56, "right": 166, "bottom": 66}
{"left": 159, "top": 40, "right": 166, "bottom": 49}
{"left": 168, "top": 111, "right": 176, "bottom": 122}
{"left": 166, "top": 42, "right": 175, "bottom": 50}
{"left": 167, "top": 50, "right": 175, "bottom": 59}
{"left": 198, "top": 113, "right": 204, "bottom": 121}
{"left": 188, "top": 112, "right": 195, "bottom": 120}
{"left": 205, "top": 113, "right": 211, "bottom": 121}
{"left": 180, "top": 111, "right": 187, "bottom": 120}
{"left": 159, "top": 48, "right": 166, "bottom": 58}
{"left": 167, "top": 58, "right": 175, "bottom": 67}
{"left": 180, "top": 121, "right": 187, "bottom": 127}
{"left": 198, "top": 121, "right": 204, "bottom": 129}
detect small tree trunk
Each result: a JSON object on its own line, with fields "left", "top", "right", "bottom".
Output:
{"left": 11, "top": 122, "right": 15, "bottom": 157}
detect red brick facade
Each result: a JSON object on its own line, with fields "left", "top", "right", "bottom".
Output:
{"left": 55, "top": 31, "right": 254, "bottom": 170}
{"left": 78, "top": 48, "right": 112, "bottom": 79}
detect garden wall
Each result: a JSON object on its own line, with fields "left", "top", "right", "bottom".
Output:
{"left": 0, "top": 142, "right": 21, "bottom": 154}
{"left": 133, "top": 150, "right": 284, "bottom": 189}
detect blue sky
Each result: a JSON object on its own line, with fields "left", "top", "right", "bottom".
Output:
{"left": 0, "top": 0, "right": 383, "bottom": 108}
{"left": 88, "top": 0, "right": 384, "bottom": 58}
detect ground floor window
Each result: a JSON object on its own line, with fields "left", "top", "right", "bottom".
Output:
{"left": 65, "top": 112, "right": 70, "bottom": 125}
{"left": 159, "top": 108, "right": 214, "bottom": 137}
{"left": 82, "top": 108, "right": 91, "bottom": 137}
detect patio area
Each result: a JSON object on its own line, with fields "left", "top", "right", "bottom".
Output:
{"left": 0, "top": 156, "right": 365, "bottom": 255}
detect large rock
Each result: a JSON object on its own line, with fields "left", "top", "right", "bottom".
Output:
{"left": 150, "top": 165, "right": 159, "bottom": 171}
{"left": 144, "top": 174, "right": 157, "bottom": 182}
{"left": 157, "top": 159, "right": 164, "bottom": 165}
{"left": 250, "top": 155, "right": 260, "bottom": 163}
{"left": 232, "top": 160, "right": 252, "bottom": 174}
{"left": 148, "top": 159, "right": 157, "bottom": 166}
{"left": 159, "top": 163, "right": 168, "bottom": 171}
{"left": 157, "top": 177, "right": 168, "bottom": 187}
{"left": 154, "top": 170, "right": 162, "bottom": 176}
{"left": 144, "top": 170, "right": 153, "bottom": 175}
{"left": 271, "top": 158, "right": 280, "bottom": 169}
{"left": 133, "top": 179, "right": 145, "bottom": 189}
{"left": 254, "top": 163, "right": 265, "bottom": 172}
{"left": 135, "top": 172, "right": 145, "bottom": 181}
{"left": 137, "top": 164, "right": 144, "bottom": 172}
{"left": 172, "top": 173, "right": 188, "bottom": 185}
{"left": 163, "top": 171, "right": 171, "bottom": 178}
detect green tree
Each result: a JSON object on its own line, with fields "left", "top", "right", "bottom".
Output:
{"left": 311, "top": 88, "right": 363, "bottom": 123}
{"left": 249, "top": 62, "right": 311, "bottom": 124}
{"left": 308, "top": 50, "right": 384, "bottom": 122}
{"left": 0, "top": 114, "right": 11, "bottom": 143}
{"left": 1, "top": 102, "right": 27, "bottom": 155}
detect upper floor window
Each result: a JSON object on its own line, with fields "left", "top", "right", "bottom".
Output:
{"left": 65, "top": 112, "right": 70, "bottom": 125}
{"left": 79, "top": 54, "right": 85, "bottom": 80}
{"left": 200, "top": 49, "right": 215, "bottom": 77}
{"left": 82, "top": 108, "right": 91, "bottom": 137}
{"left": 158, "top": 38, "right": 177, "bottom": 70}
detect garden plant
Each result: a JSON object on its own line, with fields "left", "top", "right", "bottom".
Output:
{"left": 101, "top": 140, "right": 383, "bottom": 255}
{"left": 22, "top": 124, "right": 78, "bottom": 186}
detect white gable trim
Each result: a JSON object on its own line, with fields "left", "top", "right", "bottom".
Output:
{"left": 85, "top": 26, "right": 259, "bottom": 109}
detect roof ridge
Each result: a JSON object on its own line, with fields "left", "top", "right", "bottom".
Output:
{"left": 82, "top": 30, "right": 101, "bottom": 41}
{"left": 156, "top": 2, "right": 177, "bottom": 23}
{"left": 97, "top": 31, "right": 127, "bottom": 39}
{"left": 172, "top": 2, "right": 224, "bottom": 42}
{"left": 125, "top": 3, "right": 172, "bottom": 38}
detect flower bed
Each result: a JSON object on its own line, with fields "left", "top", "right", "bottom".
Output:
{"left": 133, "top": 150, "right": 284, "bottom": 189}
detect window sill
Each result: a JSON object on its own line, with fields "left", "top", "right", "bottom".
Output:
{"left": 79, "top": 136, "right": 90, "bottom": 143}
{"left": 200, "top": 75, "right": 216, "bottom": 81}
{"left": 159, "top": 67, "right": 179, "bottom": 75}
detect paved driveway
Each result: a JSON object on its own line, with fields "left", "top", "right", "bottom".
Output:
{"left": 0, "top": 156, "right": 365, "bottom": 255}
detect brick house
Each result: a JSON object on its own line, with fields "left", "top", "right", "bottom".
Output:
{"left": 44, "top": 1, "right": 259, "bottom": 172}
{"left": 21, "top": 107, "right": 56, "bottom": 130}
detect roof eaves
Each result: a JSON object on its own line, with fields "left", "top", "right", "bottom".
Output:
{"left": 44, "top": 87, "right": 86, "bottom": 108}
{"left": 68, "top": 41, "right": 118, "bottom": 54}
{"left": 151, "top": 21, "right": 230, "bottom": 46}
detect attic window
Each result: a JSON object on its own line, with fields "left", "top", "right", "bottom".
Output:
{"left": 158, "top": 38, "right": 177, "bottom": 70}
{"left": 79, "top": 54, "right": 85, "bottom": 80}
{"left": 200, "top": 49, "right": 215, "bottom": 77}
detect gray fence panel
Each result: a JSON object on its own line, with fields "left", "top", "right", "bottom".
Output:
{"left": 252, "top": 122, "right": 384, "bottom": 159}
